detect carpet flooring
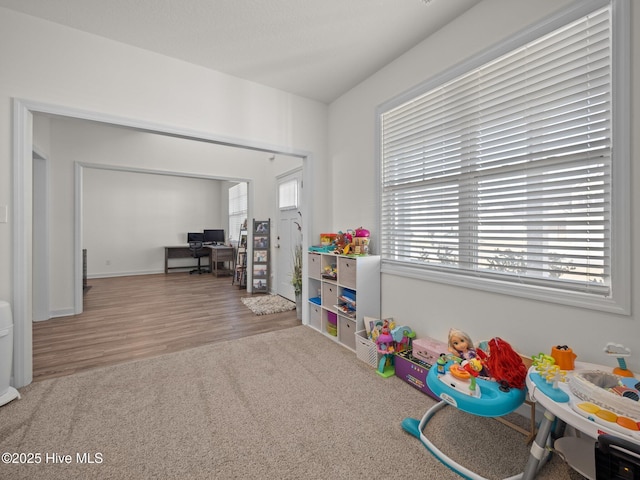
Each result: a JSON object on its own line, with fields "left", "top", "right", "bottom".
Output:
{"left": 0, "top": 326, "right": 584, "bottom": 479}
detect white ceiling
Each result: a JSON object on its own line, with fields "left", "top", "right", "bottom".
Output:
{"left": 0, "top": 0, "right": 481, "bottom": 103}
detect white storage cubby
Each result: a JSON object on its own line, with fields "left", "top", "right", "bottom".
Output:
{"left": 309, "top": 303, "right": 322, "bottom": 331}
{"left": 306, "top": 252, "right": 380, "bottom": 351}
{"left": 307, "top": 252, "right": 322, "bottom": 280}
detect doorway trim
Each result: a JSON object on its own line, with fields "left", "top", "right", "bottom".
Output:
{"left": 32, "top": 149, "right": 50, "bottom": 322}
{"left": 275, "top": 168, "right": 303, "bottom": 301}
{"left": 12, "top": 97, "right": 314, "bottom": 387}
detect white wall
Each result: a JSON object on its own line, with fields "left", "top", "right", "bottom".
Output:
{"left": 329, "top": 0, "right": 640, "bottom": 371}
{"left": 37, "top": 116, "right": 301, "bottom": 315}
{"left": 0, "top": 6, "right": 329, "bottom": 303}
{"left": 83, "top": 169, "right": 222, "bottom": 276}
{"left": 0, "top": 7, "right": 329, "bottom": 386}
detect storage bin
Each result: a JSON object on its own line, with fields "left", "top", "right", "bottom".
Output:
{"left": 309, "top": 304, "right": 322, "bottom": 330}
{"left": 338, "top": 256, "right": 356, "bottom": 289}
{"left": 326, "top": 311, "right": 338, "bottom": 336}
{"left": 321, "top": 283, "right": 337, "bottom": 309}
{"left": 338, "top": 316, "right": 356, "bottom": 350}
{"left": 355, "top": 330, "right": 381, "bottom": 369}
{"left": 307, "top": 252, "right": 322, "bottom": 279}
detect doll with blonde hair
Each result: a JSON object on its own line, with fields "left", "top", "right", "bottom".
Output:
{"left": 448, "top": 328, "right": 489, "bottom": 377}
{"left": 448, "top": 328, "right": 475, "bottom": 359}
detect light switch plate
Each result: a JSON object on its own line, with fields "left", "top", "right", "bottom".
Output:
{"left": 0, "top": 205, "right": 7, "bottom": 223}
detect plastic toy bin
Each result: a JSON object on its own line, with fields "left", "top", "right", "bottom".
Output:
{"left": 355, "top": 330, "right": 381, "bottom": 369}
{"left": 326, "top": 311, "right": 337, "bottom": 336}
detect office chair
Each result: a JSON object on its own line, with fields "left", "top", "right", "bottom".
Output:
{"left": 189, "top": 241, "right": 210, "bottom": 274}
{"left": 595, "top": 434, "right": 640, "bottom": 480}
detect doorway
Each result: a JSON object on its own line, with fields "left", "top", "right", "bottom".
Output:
{"left": 12, "top": 99, "right": 313, "bottom": 388}
{"left": 275, "top": 169, "right": 303, "bottom": 301}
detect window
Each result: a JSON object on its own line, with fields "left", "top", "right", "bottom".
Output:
{"left": 279, "top": 179, "right": 298, "bottom": 210}
{"left": 378, "top": 0, "right": 629, "bottom": 313}
{"left": 228, "top": 182, "right": 247, "bottom": 242}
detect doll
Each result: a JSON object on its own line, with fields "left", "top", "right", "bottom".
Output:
{"left": 448, "top": 328, "right": 489, "bottom": 377}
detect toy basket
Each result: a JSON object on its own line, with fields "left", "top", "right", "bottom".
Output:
{"left": 355, "top": 330, "right": 381, "bottom": 369}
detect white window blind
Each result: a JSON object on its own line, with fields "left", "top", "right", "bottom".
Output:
{"left": 380, "top": 5, "right": 613, "bottom": 297}
{"left": 228, "top": 182, "right": 247, "bottom": 242}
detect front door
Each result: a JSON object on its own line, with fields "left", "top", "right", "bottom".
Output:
{"left": 275, "top": 170, "right": 302, "bottom": 301}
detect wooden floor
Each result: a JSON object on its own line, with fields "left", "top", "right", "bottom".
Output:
{"left": 32, "top": 273, "right": 300, "bottom": 381}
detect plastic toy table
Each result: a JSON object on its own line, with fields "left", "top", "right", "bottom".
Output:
{"left": 522, "top": 362, "right": 640, "bottom": 480}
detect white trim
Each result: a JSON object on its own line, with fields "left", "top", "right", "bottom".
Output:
{"left": 74, "top": 162, "right": 83, "bottom": 315}
{"left": 12, "top": 98, "right": 314, "bottom": 387}
{"left": 32, "top": 151, "right": 50, "bottom": 322}
{"left": 48, "top": 308, "right": 77, "bottom": 319}
{"left": 77, "top": 161, "right": 252, "bottom": 183}
{"left": 11, "top": 100, "right": 32, "bottom": 386}
{"left": 609, "top": 0, "right": 632, "bottom": 315}
{"left": 382, "top": 262, "right": 628, "bottom": 315}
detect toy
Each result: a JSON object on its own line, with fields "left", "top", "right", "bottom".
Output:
{"left": 320, "top": 233, "right": 337, "bottom": 246}
{"left": 425, "top": 331, "right": 526, "bottom": 408}
{"left": 532, "top": 352, "right": 555, "bottom": 369}
{"left": 485, "top": 336, "right": 527, "bottom": 390}
{"left": 355, "top": 227, "right": 370, "bottom": 238}
{"left": 375, "top": 319, "right": 394, "bottom": 352}
{"left": 604, "top": 342, "right": 634, "bottom": 377}
{"left": 447, "top": 328, "right": 489, "bottom": 377}
{"left": 331, "top": 228, "right": 372, "bottom": 255}
{"left": 333, "top": 231, "right": 349, "bottom": 254}
{"left": 569, "top": 370, "right": 640, "bottom": 435}
{"left": 551, "top": 344, "right": 577, "bottom": 370}
{"left": 373, "top": 320, "right": 414, "bottom": 377}
{"left": 529, "top": 355, "right": 570, "bottom": 403}
{"left": 321, "top": 264, "right": 337, "bottom": 280}
{"left": 402, "top": 333, "right": 528, "bottom": 480}
{"left": 545, "top": 365, "right": 567, "bottom": 389}
{"left": 353, "top": 237, "right": 370, "bottom": 255}
{"left": 412, "top": 336, "right": 448, "bottom": 365}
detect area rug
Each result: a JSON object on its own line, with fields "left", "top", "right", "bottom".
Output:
{"left": 241, "top": 294, "right": 296, "bottom": 315}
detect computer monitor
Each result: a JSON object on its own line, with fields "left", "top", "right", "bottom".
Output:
{"left": 187, "top": 232, "right": 204, "bottom": 243}
{"left": 203, "top": 229, "right": 225, "bottom": 245}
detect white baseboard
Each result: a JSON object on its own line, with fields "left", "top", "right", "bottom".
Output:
{"left": 49, "top": 307, "right": 76, "bottom": 318}
{"left": 88, "top": 269, "right": 164, "bottom": 279}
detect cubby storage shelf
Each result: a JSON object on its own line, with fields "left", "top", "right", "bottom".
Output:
{"left": 306, "top": 252, "right": 380, "bottom": 351}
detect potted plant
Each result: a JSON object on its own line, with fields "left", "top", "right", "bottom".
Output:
{"left": 292, "top": 243, "right": 303, "bottom": 319}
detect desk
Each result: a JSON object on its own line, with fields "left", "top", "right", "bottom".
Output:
{"left": 523, "top": 363, "right": 640, "bottom": 479}
{"left": 164, "top": 246, "right": 205, "bottom": 273}
{"left": 207, "top": 245, "right": 234, "bottom": 277}
{"left": 164, "top": 245, "right": 234, "bottom": 276}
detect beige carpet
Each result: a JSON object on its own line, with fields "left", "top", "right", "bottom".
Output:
{"left": 0, "top": 326, "right": 583, "bottom": 479}
{"left": 241, "top": 295, "right": 296, "bottom": 315}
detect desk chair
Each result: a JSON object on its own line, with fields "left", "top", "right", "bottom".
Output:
{"left": 189, "top": 241, "right": 210, "bottom": 274}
